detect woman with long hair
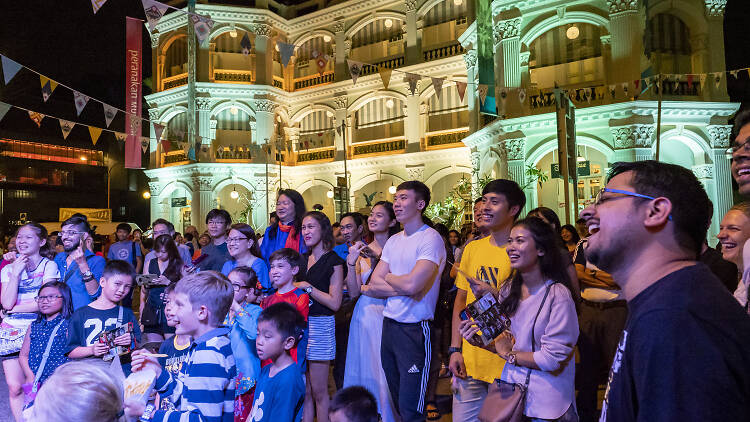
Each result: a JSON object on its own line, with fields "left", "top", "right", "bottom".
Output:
{"left": 221, "top": 223, "right": 270, "bottom": 291}
{"left": 528, "top": 207, "right": 580, "bottom": 299}
{"left": 343, "top": 201, "right": 400, "bottom": 422}
{"left": 560, "top": 224, "right": 580, "bottom": 257}
{"left": 460, "top": 217, "right": 579, "bottom": 421}
{"left": 140, "top": 234, "right": 183, "bottom": 342}
{"left": 0, "top": 222, "right": 59, "bottom": 421}
{"left": 717, "top": 202, "right": 750, "bottom": 308}
{"left": 260, "top": 189, "right": 307, "bottom": 263}
{"left": 295, "top": 211, "right": 345, "bottom": 422}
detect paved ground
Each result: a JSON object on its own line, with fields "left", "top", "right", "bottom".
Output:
{"left": 0, "top": 365, "right": 11, "bottom": 422}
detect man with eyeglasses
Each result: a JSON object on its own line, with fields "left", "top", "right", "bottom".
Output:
{"left": 141, "top": 219, "right": 193, "bottom": 274}
{"left": 53, "top": 214, "right": 106, "bottom": 310}
{"left": 583, "top": 161, "right": 750, "bottom": 422}
{"left": 730, "top": 109, "right": 750, "bottom": 196}
{"left": 194, "top": 209, "right": 232, "bottom": 272}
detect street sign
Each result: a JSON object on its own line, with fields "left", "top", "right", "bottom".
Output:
{"left": 551, "top": 161, "right": 590, "bottom": 179}
{"left": 171, "top": 197, "right": 187, "bottom": 207}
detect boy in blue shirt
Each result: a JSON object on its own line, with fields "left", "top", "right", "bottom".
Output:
{"left": 129, "top": 271, "right": 236, "bottom": 422}
{"left": 250, "top": 302, "right": 305, "bottom": 422}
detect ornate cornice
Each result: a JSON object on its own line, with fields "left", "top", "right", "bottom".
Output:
{"left": 333, "top": 95, "right": 348, "bottom": 110}
{"left": 705, "top": 0, "right": 727, "bottom": 17}
{"left": 692, "top": 164, "right": 714, "bottom": 179}
{"left": 196, "top": 98, "right": 213, "bottom": 111}
{"left": 332, "top": 20, "right": 345, "bottom": 34}
{"left": 707, "top": 125, "right": 732, "bottom": 148}
{"left": 192, "top": 175, "right": 214, "bottom": 191}
{"left": 503, "top": 138, "right": 526, "bottom": 160}
{"left": 610, "top": 124, "right": 655, "bottom": 149}
{"left": 151, "top": 33, "right": 160, "bottom": 48}
{"left": 253, "top": 23, "right": 273, "bottom": 37}
{"left": 463, "top": 49, "right": 477, "bottom": 70}
{"left": 606, "top": 0, "right": 639, "bottom": 15}
{"left": 405, "top": 0, "right": 418, "bottom": 12}
{"left": 494, "top": 17, "right": 522, "bottom": 44}
{"left": 148, "top": 109, "right": 160, "bottom": 120}
{"left": 254, "top": 99, "right": 277, "bottom": 113}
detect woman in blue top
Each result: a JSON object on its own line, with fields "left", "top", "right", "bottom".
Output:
{"left": 260, "top": 189, "right": 307, "bottom": 264}
{"left": 221, "top": 224, "right": 270, "bottom": 291}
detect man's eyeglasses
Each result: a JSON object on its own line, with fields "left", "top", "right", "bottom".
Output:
{"left": 726, "top": 138, "right": 750, "bottom": 159}
{"left": 207, "top": 220, "right": 227, "bottom": 226}
{"left": 594, "top": 188, "right": 672, "bottom": 220}
{"left": 35, "top": 295, "right": 62, "bottom": 302}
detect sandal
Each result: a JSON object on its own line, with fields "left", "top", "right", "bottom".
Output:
{"left": 426, "top": 401, "right": 440, "bottom": 421}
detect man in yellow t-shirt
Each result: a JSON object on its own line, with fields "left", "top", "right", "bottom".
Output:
{"left": 449, "top": 179, "right": 526, "bottom": 421}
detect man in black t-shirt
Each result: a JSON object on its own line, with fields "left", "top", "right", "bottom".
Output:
{"left": 583, "top": 161, "right": 750, "bottom": 422}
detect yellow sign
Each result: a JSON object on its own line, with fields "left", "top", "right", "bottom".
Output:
{"left": 59, "top": 208, "right": 112, "bottom": 222}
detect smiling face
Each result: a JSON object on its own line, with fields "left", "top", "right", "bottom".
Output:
{"left": 473, "top": 201, "right": 485, "bottom": 230}
{"left": 393, "top": 189, "right": 424, "bottom": 224}
{"left": 171, "top": 292, "right": 203, "bottom": 337}
{"left": 368, "top": 204, "right": 395, "bottom": 234}
{"left": 301, "top": 215, "right": 323, "bottom": 248}
{"left": 60, "top": 224, "right": 85, "bottom": 253}
{"left": 164, "top": 290, "right": 177, "bottom": 327}
{"left": 275, "top": 194, "right": 296, "bottom": 224}
{"left": 14, "top": 226, "right": 46, "bottom": 257}
{"left": 115, "top": 229, "right": 129, "bottom": 242}
{"left": 717, "top": 209, "right": 750, "bottom": 266}
{"left": 228, "top": 271, "right": 251, "bottom": 304}
{"left": 481, "top": 192, "right": 518, "bottom": 231}
{"left": 99, "top": 274, "right": 132, "bottom": 304}
{"left": 731, "top": 123, "right": 750, "bottom": 196}
{"left": 255, "top": 319, "right": 294, "bottom": 361}
{"left": 269, "top": 258, "right": 298, "bottom": 289}
{"left": 227, "top": 229, "right": 252, "bottom": 259}
{"left": 506, "top": 225, "right": 543, "bottom": 272}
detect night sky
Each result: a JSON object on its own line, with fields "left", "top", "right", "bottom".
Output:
{"left": 0, "top": 0, "right": 750, "bottom": 155}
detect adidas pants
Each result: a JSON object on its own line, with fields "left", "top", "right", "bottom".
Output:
{"left": 381, "top": 317, "right": 437, "bottom": 422}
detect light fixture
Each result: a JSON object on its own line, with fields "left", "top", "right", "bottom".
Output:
{"left": 384, "top": 18, "right": 393, "bottom": 29}
{"left": 323, "top": 35, "right": 332, "bottom": 43}
{"left": 385, "top": 99, "right": 395, "bottom": 109}
{"left": 142, "top": 191, "right": 151, "bottom": 199}
{"left": 388, "top": 184, "right": 397, "bottom": 195}
{"left": 230, "top": 104, "right": 238, "bottom": 115}
{"left": 230, "top": 187, "right": 239, "bottom": 199}
{"left": 275, "top": 43, "right": 280, "bottom": 52}
{"left": 80, "top": 155, "right": 87, "bottom": 161}
{"left": 566, "top": 25, "right": 580, "bottom": 40}
{"left": 229, "top": 23, "right": 237, "bottom": 38}
{"left": 326, "top": 190, "right": 334, "bottom": 199}
{"left": 453, "top": 0, "right": 463, "bottom": 5}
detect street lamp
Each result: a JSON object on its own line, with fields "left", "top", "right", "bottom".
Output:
{"left": 143, "top": 191, "right": 151, "bottom": 199}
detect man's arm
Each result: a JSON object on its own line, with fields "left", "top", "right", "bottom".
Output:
{"left": 384, "top": 259, "right": 439, "bottom": 296}
{"left": 84, "top": 256, "right": 106, "bottom": 297}
{"left": 363, "top": 259, "right": 399, "bottom": 298}
{"left": 135, "top": 256, "right": 143, "bottom": 274}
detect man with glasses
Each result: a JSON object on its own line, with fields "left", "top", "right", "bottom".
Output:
{"left": 584, "top": 161, "right": 750, "bottom": 421}
{"left": 730, "top": 109, "right": 750, "bottom": 196}
{"left": 53, "top": 214, "right": 106, "bottom": 310}
{"left": 194, "top": 209, "right": 232, "bottom": 272}
{"left": 141, "top": 219, "right": 193, "bottom": 273}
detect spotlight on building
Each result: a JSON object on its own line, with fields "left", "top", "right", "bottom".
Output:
{"left": 327, "top": 190, "right": 334, "bottom": 199}
{"left": 143, "top": 191, "right": 151, "bottom": 199}
{"left": 323, "top": 35, "right": 332, "bottom": 43}
{"left": 388, "top": 184, "right": 397, "bottom": 195}
{"left": 384, "top": 19, "right": 393, "bottom": 29}
{"left": 80, "top": 156, "right": 87, "bottom": 161}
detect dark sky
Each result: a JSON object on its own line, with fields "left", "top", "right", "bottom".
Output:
{"left": 0, "top": 0, "right": 749, "bottom": 152}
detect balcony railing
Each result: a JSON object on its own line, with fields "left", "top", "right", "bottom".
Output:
{"left": 294, "top": 71, "right": 335, "bottom": 91}
{"left": 215, "top": 145, "right": 254, "bottom": 162}
{"left": 214, "top": 69, "right": 254, "bottom": 84}
{"left": 161, "top": 150, "right": 192, "bottom": 167}
{"left": 162, "top": 73, "right": 188, "bottom": 90}
{"left": 359, "top": 56, "right": 405, "bottom": 77}
{"left": 351, "top": 137, "right": 406, "bottom": 158}
{"left": 423, "top": 42, "right": 465, "bottom": 62}
{"left": 297, "top": 146, "right": 336, "bottom": 163}
{"left": 273, "top": 76, "right": 284, "bottom": 90}
{"left": 424, "top": 128, "right": 469, "bottom": 150}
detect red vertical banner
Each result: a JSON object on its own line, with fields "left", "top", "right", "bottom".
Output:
{"left": 125, "top": 17, "right": 143, "bottom": 169}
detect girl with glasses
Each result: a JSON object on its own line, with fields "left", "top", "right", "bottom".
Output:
{"left": 221, "top": 223, "right": 270, "bottom": 292}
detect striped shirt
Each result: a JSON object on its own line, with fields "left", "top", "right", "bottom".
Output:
{"left": 0, "top": 258, "right": 59, "bottom": 330}
{"left": 152, "top": 327, "right": 236, "bottom": 422}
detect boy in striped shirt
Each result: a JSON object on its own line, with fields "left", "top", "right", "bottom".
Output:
{"left": 129, "top": 271, "right": 236, "bottom": 422}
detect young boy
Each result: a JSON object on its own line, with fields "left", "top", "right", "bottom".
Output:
{"left": 329, "top": 386, "right": 380, "bottom": 422}
{"left": 260, "top": 248, "right": 309, "bottom": 366}
{"left": 250, "top": 302, "right": 306, "bottom": 422}
{"left": 130, "top": 271, "right": 236, "bottom": 422}
{"left": 66, "top": 260, "right": 141, "bottom": 369}
{"left": 157, "top": 282, "right": 191, "bottom": 381}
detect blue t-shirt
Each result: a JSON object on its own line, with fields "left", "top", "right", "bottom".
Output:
{"left": 54, "top": 250, "right": 106, "bottom": 310}
{"left": 250, "top": 363, "right": 304, "bottom": 422}
{"left": 28, "top": 315, "right": 70, "bottom": 386}
{"left": 158, "top": 335, "right": 192, "bottom": 378}
{"left": 332, "top": 243, "right": 349, "bottom": 260}
{"left": 221, "top": 258, "right": 271, "bottom": 291}
{"left": 107, "top": 240, "right": 141, "bottom": 266}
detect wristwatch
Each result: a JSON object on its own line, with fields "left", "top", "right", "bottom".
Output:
{"left": 507, "top": 351, "right": 517, "bottom": 365}
{"left": 448, "top": 346, "right": 462, "bottom": 356}
{"left": 304, "top": 286, "right": 313, "bottom": 294}
{"left": 81, "top": 270, "right": 94, "bottom": 281}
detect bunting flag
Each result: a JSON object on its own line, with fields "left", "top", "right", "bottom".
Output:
{"left": 1, "top": 55, "right": 23, "bottom": 84}
{"left": 141, "top": 0, "right": 169, "bottom": 32}
{"left": 59, "top": 120, "right": 75, "bottom": 139}
{"left": 28, "top": 111, "right": 44, "bottom": 127}
{"left": 699, "top": 73, "right": 707, "bottom": 88}
{"left": 621, "top": 82, "right": 629, "bottom": 97}
{"left": 730, "top": 69, "right": 740, "bottom": 79}
{"left": 304, "top": 140, "right": 310, "bottom": 150}
{"left": 518, "top": 88, "right": 526, "bottom": 104}
{"left": 455, "top": 81, "right": 467, "bottom": 103}
{"left": 431, "top": 77, "right": 444, "bottom": 100}
{"left": 160, "top": 139, "right": 171, "bottom": 152}
{"left": 240, "top": 33, "right": 252, "bottom": 55}
{"left": 478, "top": 84, "right": 488, "bottom": 106}
{"left": 0, "top": 102, "right": 9, "bottom": 122}
{"left": 39, "top": 76, "right": 58, "bottom": 102}
{"left": 714, "top": 72, "right": 722, "bottom": 89}
{"left": 141, "top": 136, "right": 150, "bottom": 153}
{"left": 91, "top": 0, "right": 107, "bottom": 13}
{"left": 379, "top": 66, "right": 392, "bottom": 90}
{"left": 278, "top": 42, "right": 295, "bottom": 67}
{"left": 314, "top": 53, "right": 329, "bottom": 76}
{"left": 191, "top": 14, "right": 214, "bottom": 44}
{"left": 73, "top": 91, "right": 90, "bottom": 116}
{"left": 347, "top": 59, "right": 364, "bottom": 85}
{"left": 404, "top": 73, "right": 420, "bottom": 95}
{"left": 335, "top": 124, "right": 342, "bottom": 137}
{"left": 114, "top": 132, "right": 127, "bottom": 142}
{"left": 89, "top": 126, "right": 103, "bottom": 145}
{"left": 609, "top": 84, "right": 616, "bottom": 98}
{"left": 153, "top": 122, "right": 165, "bottom": 141}
{"left": 687, "top": 74, "right": 694, "bottom": 90}
{"left": 498, "top": 88, "right": 508, "bottom": 114}
{"left": 634, "top": 80, "right": 641, "bottom": 92}
{"left": 100, "top": 104, "right": 116, "bottom": 128}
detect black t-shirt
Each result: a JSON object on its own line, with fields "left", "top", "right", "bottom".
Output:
{"left": 600, "top": 264, "right": 750, "bottom": 422}
{"left": 303, "top": 250, "right": 345, "bottom": 317}
{"left": 699, "top": 246, "right": 739, "bottom": 292}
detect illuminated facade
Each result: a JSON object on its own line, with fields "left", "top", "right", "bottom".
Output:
{"left": 143, "top": 0, "right": 735, "bottom": 238}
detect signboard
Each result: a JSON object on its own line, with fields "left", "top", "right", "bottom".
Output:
{"left": 124, "top": 17, "right": 143, "bottom": 169}
{"left": 171, "top": 197, "right": 188, "bottom": 207}
{"left": 59, "top": 208, "right": 112, "bottom": 222}
{"left": 551, "top": 161, "right": 591, "bottom": 179}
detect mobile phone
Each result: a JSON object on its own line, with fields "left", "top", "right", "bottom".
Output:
{"left": 359, "top": 246, "right": 376, "bottom": 259}
{"left": 136, "top": 274, "right": 159, "bottom": 287}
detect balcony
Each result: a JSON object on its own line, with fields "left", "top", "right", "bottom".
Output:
{"left": 359, "top": 55, "right": 405, "bottom": 77}
{"left": 214, "top": 69, "right": 254, "bottom": 84}
{"left": 273, "top": 76, "right": 284, "bottom": 90}
{"left": 294, "top": 71, "right": 335, "bottom": 91}
{"left": 350, "top": 137, "right": 406, "bottom": 158}
{"left": 296, "top": 146, "right": 336, "bottom": 164}
{"left": 161, "top": 150, "right": 192, "bottom": 167}
{"left": 424, "top": 128, "right": 469, "bottom": 150}
{"left": 423, "top": 41, "right": 465, "bottom": 62}
{"left": 215, "top": 145, "right": 255, "bottom": 163}
{"left": 162, "top": 73, "right": 188, "bottom": 90}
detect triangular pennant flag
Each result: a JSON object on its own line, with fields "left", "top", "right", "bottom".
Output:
{"left": 609, "top": 84, "right": 616, "bottom": 98}
{"left": 315, "top": 54, "right": 329, "bottom": 77}
{"left": 404, "top": 73, "right": 420, "bottom": 95}
{"left": 102, "top": 104, "right": 118, "bottom": 128}
{"left": 634, "top": 80, "right": 640, "bottom": 91}
{"left": 91, "top": 0, "right": 107, "bottom": 13}
{"left": 699, "top": 73, "right": 707, "bottom": 89}
{"left": 160, "top": 139, "right": 171, "bottom": 153}
{"left": 379, "top": 66, "right": 392, "bottom": 90}
{"left": 277, "top": 42, "right": 295, "bottom": 67}
{"left": 114, "top": 132, "right": 126, "bottom": 142}
{"left": 190, "top": 14, "right": 215, "bottom": 44}
{"left": 73, "top": 91, "right": 90, "bottom": 116}
{"left": 456, "top": 81, "right": 467, "bottom": 103}
{"left": 730, "top": 69, "right": 740, "bottom": 79}
{"left": 336, "top": 124, "right": 342, "bottom": 137}
{"left": 686, "top": 74, "right": 694, "bottom": 90}
{"left": 347, "top": 59, "right": 364, "bottom": 85}
{"left": 153, "top": 122, "right": 165, "bottom": 141}
{"left": 304, "top": 140, "right": 310, "bottom": 150}
{"left": 0, "top": 102, "right": 10, "bottom": 122}
{"left": 1, "top": 56, "right": 23, "bottom": 84}
{"left": 499, "top": 88, "right": 508, "bottom": 114}
{"left": 240, "top": 33, "right": 252, "bottom": 55}
{"left": 621, "top": 82, "right": 629, "bottom": 96}
{"left": 141, "top": 0, "right": 169, "bottom": 32}
{"left": 28, "top": 111, "right": 44, "bottom": 127}
{"left": 88, "top": 126, "right": 103, "bottom": 145}
{"left": 478, "top": 84, "right": 489, "bottom": 106}
{"left": 431, "top": 77, "right": 444, "bottom": 100}
{"left": 714, "top": 72, "right": 722, "bottom": 89}
{"left": 39, "top": 76, "right": 59, "bottom": 102}
{"left": 585, "top": 87, "right": 592, "bottom": 103}
{"left": 518, "top": 88, "right": 526, "bottom": 104}
{"left": 141, "top": 136, "right": 150, "bottom": 153}
{"left": 59, "top": 120, "right": 75, "bottom": 139}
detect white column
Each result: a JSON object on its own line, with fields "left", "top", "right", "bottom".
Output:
{"left": 693, "top": 164, "right": 719, "bottom": 239}
{"left": 254, "top": 99, "right": 276, "bottom": 146}
{"left": 253, "top": 24, "right": 274, "bottom": 86}
{"left": 405, "top": 0, "right": 420, "bottom": 65}
{"left": 610, "top": 125, "right": 655, "bottom": 162}
{"left": 191, "top": 175, "right": 214, "bottom": 232}
{"left": 503, "top": 138, "right": 529, "bottom": 212}
{"left": 333, "top": 21, "right": 347, "bottom": 83}
{"left": 705, "top": 1, "right": 728, "bottom": 100}
{"left": 148, "top": 109, "right": 160, "bottom": 167}
{"left": 607, "top": 0, "right": 643, "bottom": 84}
{"left": 334, "top": 95, "right": 348, "bottom": 158}
{"left": 494, "top": 17, "right": 522, "bottom": 89}
{"left": 196, "top": 98, "right": 212, "bottom": 148}
{"left": 405, "top": 80, "right": 422, "bottom": 152}
{"left": 708, "top": 125, "right": 733, "bottom": 222}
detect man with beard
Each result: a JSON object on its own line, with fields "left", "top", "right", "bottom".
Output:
{"left": 584, "top": 161, "right": 750, "bottom": 421}
{"left": 54, "top": 214, "right": 107, "bottom": 310}
{"left": 730, "top": 109, "right": 750, "bottom": 197}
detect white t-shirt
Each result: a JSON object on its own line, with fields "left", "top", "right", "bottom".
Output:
{"left": 380, "top": 224, "right": 446, "bottom": 323}
{"left": 1, "top": 257, "right": 60, "bottom": 329}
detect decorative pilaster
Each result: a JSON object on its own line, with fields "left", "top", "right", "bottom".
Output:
{"left": 406, "top": 81, "right": 423, "bottom": 152}
{"left": 284, "top": 126, "right": 300, "bottom": 152}
{"left": 150, "top": 33, "right": 160, "bottom": 48}
{"left": 705, "top": 0, "right": 727, "bottom": 18}
{"left": 606, "top": 0, "right": 639, "bottom": 15}
{"left": 196, "top": 98, "right": 212, "bottom": 147}
{"left": 708, "top": 124, "right": 733, "bottom": 226}
{"left": 191, "top": 175, "right": 215, "bottom": 230}
{"left": 254, "top": 99, "right": 277, "bottom": 147}
{"left": 253, "top": 24, "right": 274, "bottom": 86}
{"left": 503, "top": 137, "right": 527, "bottom": 189}
{"left": 405, "top": 0, "right": 419, "bottom": 65}
{"left": 494, "top": 17, "right": 522, "bottom": 89}
{"left": 606, "top": 0, "right": 642, "bottom": 84}
{"left": 463, "top": 49, "right": 479, "bottom": 132}
{"left": 333, "top": 95, "right": 348, "bottom": 156}
{"left": 406, "top": 165, "right": 425, "bottom": 181}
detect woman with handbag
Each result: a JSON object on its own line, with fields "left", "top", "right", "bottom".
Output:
{"left": 460, "top": 217, "right": 579, "bottom": 422}
{"left": 140, "top": 234, "right": 183, "bottom": 343}
{"left": 0, "top": 223, "right": 60, "bottom": 422}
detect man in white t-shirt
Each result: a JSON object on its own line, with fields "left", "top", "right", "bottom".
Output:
{"left": 364, "top": 180, "right": 446, "bottom": 422}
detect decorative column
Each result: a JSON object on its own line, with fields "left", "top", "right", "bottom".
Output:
{"left": 463, "top": 49, "right": 479, "bottom": 133}
{"left": 249, "top": 121, "right": 258, "bottom": 145}
{"left": 148, "top": 109, "right": 160, "bottom": 161}
{"left": 519, "top": 51, "right": 531, "bottom": 88}
{"left": 151, "top": 33, "right": 161, "bottom": 91}
{"left": 333, "top": 21, "right": 347, "bottom": 82}
{"left": 191, "top": 175, "right": 214, "bottom": 231}
{"left": 254, "top": 99, "right": 277, "bottom": 146}
{"left": 610, "top": 124, "right": 655, "bottom": 162}
{"left": 705, "top": 0, "right": 728, "bottom": 100}
{"left": 285, "top": 126, "right": 300, "bottom": 153}
{"left": 600, "top": 35, "right": 612, "bottom": 86}
{"left": 692, "top": 164, "right": 719, "bottom": 239}
{"left": 405, "top": 79, "right": 422, "bottom": 152}
{"left": 419, "top": 103, "right": 429, "bottom": 145}
{"left": 253, "top": 24, "right": 274, "bottom": 86}
{"left": 606, "top": 0, "right": 643, "bottom": 85}
{"left": 148, "top": 181, "right": 164, "bottom": 222}
{"left": 494, "top": 17, "right": 522, "bottom": 89}
{"left": 196, "top": 98, "right": 212, "bottom": 148}
{"left": 708, "top": 125, "right": 733, "bottom": 224}
{"left": 405, "top": 0, "right": 420, "bottom": 65}
{"left": 470, "top": 149, "right": 481, "bottom": 193}
{"left": 333, "top": 95, "right": 348, "bottom": 159}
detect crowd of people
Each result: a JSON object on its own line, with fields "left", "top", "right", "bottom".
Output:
{"left": 4, "top": 112, "right": 750, "bottom": 422}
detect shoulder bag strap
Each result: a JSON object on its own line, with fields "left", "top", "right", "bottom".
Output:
{"left": 32, "top": 320, "right": 64, "bottom": 392}
{"left": 131, "top": 242, "right": 137, "bottom": 266}
{"left": 62, "top": 255, "right": 95, "bottom": 285}
{"left": 117, "top": 305, "right": 124, "bottom": 327}
{"left": 523, "top": 283, "right": 553, "bottom": 388}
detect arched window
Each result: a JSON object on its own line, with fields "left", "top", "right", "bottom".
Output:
{"left": 645, "top": 14, "right": 692, "bottom": 75}
{"left": 163, "top": 36, "right": 188, "bottom": 77}
{"left": 528, "top": 23, "right": 603, "bottom": 69}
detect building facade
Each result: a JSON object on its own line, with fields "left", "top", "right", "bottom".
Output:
{"left": 143, "top": 0, "right": 735, "bottom": 239}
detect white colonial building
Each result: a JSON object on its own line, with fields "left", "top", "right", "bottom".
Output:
{"left": 143, "top": 0, "right": 736, "bottom": 239}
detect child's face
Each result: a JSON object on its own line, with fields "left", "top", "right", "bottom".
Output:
{"left": 171, "top": 292, "right": 204, "bottom": 337}
{"left": 255, "top": 319, "right": 294, "bottom": 361}
{"left": 268, "top": 259, "right": 297, "bottom": 289}
{"left": 37, "top": 287, "right": 63, "bottom": 316}
{"left": 228, "top": 272, "right": 251, "bottom": 304}
{"left": 164, "top": 291, "right": 177, "bottom": 327}
{"left": 99, "top": 274, "right": 132, "bottom": 304}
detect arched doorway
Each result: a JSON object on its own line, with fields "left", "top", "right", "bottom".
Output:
{"left": 301, "top": 185, "right": 336, "bottom": 222}
{"left": 215, "top": 183, "right": 254, "bottom": 227}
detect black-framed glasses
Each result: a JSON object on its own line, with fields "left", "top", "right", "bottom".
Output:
{"left": 35, "top": 295, "right": 62, "bottom": 302}
{"left": 231, "top": 283, "right": 248, "bottom": 292}
{"left": 594, "top": 188, "right": 672, "bottom": 220}
{"left": 726, "top": 138, "right": 750, "bottom": 159}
